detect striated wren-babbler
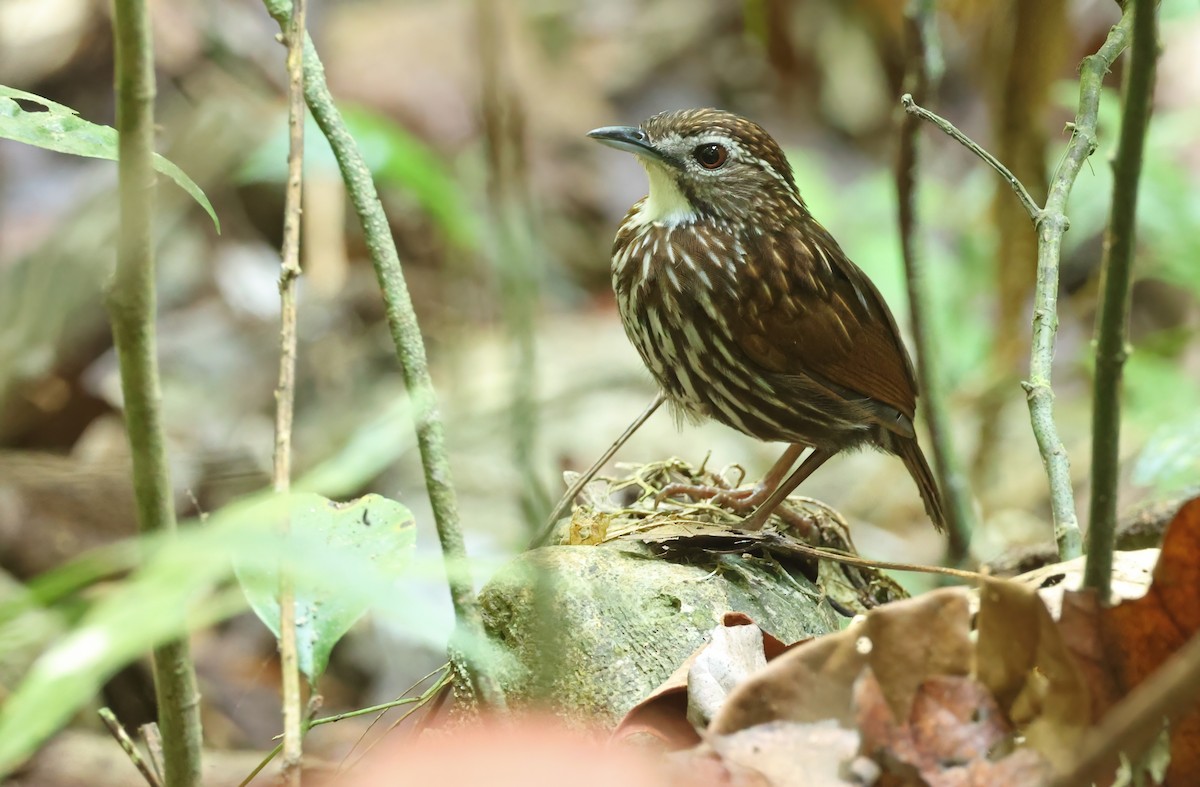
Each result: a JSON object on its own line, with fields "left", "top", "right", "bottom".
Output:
{"left": 588, "top": 108, "right": 945, "bottom": 533}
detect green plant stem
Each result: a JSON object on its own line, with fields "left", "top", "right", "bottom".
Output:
{"left": 1084, "top": 0, "right": 1157, "bottom": 597}
{"left": 260, "top": 0, "right": 506, "bottom": 711}
{"left": 896, "top": 0, "right": 974, "bottom": 563}
{"left": 273, "top": 0, "right": 307, "bottom": 780}
{"left": 1032, "top": 10, "right": 1132, "bottom": 560}
{"left": 108, "top": 2, "right": 204, "bottom": 785}
{"left": 239, "top": 667, "right": 451, "bottom": 787}
{"left": 903, "top": 10, "right": 1134, "bottom": 561}
{"left": 475, "top": 0, "right": 550, "bottom": 531}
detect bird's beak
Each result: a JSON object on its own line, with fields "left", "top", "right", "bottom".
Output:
{"left": 587, "top": 125, "right": 669, "bottom": 164}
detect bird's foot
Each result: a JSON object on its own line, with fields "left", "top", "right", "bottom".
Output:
{"left": 656, "top": 482, "right": 813, "bottom": 536}
{"left": 655, "top": 481, "right": 766, "bottom": 511}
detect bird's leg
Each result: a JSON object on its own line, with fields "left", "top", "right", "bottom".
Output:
{"left": 656, "top": 444, "right": 805, "bottom": 508}
{"left": 711, "top": 444, "right": 806, "bottom": 508}
{"left": 738, "top": 448, "right": 834, "bottom": 533}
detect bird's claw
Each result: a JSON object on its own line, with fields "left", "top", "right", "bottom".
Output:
{"left": 655, "top": 482, "right": 768, "bottom": 513}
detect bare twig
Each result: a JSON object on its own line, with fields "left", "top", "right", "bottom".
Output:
{"left": 902, "top": 9, "right": 1135, "bottom": 560}
{"left": 138, "top": 724, "right": 165, "bottom": 785}
{"left": 900, "top": 95, "right": 1041, "bottom": 221}
{"left": 99, "top": 709, "right": 161, "bottom": 787}
{"left": 259, "top": 0, "right": 505, "bottom": 711}
{"left": 1085, "top": 0, "right": 1156, "bottom": 596}
{"left": 896, "top": 0, "right": 974, "bottom": 563}
{"left": 531, "top": 392, "right": 666, "bottom": 548}
{"left": 273, "top": 0, "right": 307, "bottom": 779}
{"left": 108, "top": 1, "right": 203, "bottom": 783}
{"left": 1028, "top": 9, "right": 1132, "bottom": 560}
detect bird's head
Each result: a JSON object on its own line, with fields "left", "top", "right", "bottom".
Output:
{"left": 588, "top": 108, "right": 802, "bottom": 228}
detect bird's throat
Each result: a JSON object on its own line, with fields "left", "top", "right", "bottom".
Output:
{"left": 633, "top": 161, "right": 697, "bottom": 228}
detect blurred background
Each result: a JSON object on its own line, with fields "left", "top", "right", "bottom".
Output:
{"left": 2, "top": 0, "right": 1199, "bottom": 767}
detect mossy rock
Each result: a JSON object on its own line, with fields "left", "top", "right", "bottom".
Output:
{"left": 475, "top": 541, "right": 839, "bottom": 725}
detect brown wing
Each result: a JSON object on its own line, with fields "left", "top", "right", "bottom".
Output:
{"left": 736, "top": 222, "right": 919, "bottom": 425}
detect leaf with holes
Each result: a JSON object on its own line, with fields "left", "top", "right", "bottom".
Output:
{"left": 0, "top": 85, "right": 219, "bottom": 231}
{"left": 235, "top": 493, "right": 416, "bottom": 682}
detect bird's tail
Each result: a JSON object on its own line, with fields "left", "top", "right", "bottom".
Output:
{"left": 896, "top": 437, "right": 946, "bottom": 532}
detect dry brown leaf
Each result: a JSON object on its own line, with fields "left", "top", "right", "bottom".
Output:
{"left": 709, "top": 618, "right": 866, "bottom": 734}
{"left": 864, "top": 588, "right": 973, "bottom": 721}
{"left": 948, "top": 749, "right": 1053, "bottom": 787}
{"left": 688, "top": 621, "right": 770, "bottom": 729}
{"left": 1012, "top": 549, "right": 1159, "bottom": 619}
{"left": 1055, "top": 592, "right": 1123, "bottom": 724}
{"left": 855, "top": 669, "right": 1050, "bottom": 786}
{"left": 1059, "top": 497, "right": 1200, "bottom": 784}
{"left": 975, "top": 577, "right": 1091, "bottom": 771}
{"left": 710, "top": 588, "right": 972, "bottom": 734}
{"left": 612, "top": 613, "right": 795, "bottom": 749}
{"left": 707, "top": 720, "right": 862, "bottom": 787}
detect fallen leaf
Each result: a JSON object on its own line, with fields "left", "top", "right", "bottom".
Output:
{"left": 688, "top": 620, "right": 769, "bottom": 729}
{"left": 709, "top": 618, "right": 866, "bottom": 734}
{"left": 975, "top": 578, "right": 1091, "bottom": 771}
{"left": 1061, "top": 497, "right": 1200, "bottom": 783}
{"left": 710, "top": 588, "right": 972, "bottom": 734}
{"left": 612, "top": 613, "right": 795, "bottom": 749}
{"left": 708, "top": 720, "right": 861, "bottom": 787}
{"left": 855, "top": 668, "right": 1050, "bottom": 786}
{"left": 865, "top": 588, "right": 973, "bottom": 721}
{"left": 1012, "top": 550, "right": 1159, "bottom": 619}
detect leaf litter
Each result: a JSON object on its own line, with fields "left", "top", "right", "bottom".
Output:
{"left": 608, "top": 495, "right": 1200, "bottom": 786}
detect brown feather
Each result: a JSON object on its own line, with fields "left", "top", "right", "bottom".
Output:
{"left": 737, "top": 222, "right": 919, "bottom": 435}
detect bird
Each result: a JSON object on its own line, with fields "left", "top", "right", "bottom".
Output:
{"left": 587, "top": 108, "right": 946, "bottom": 533}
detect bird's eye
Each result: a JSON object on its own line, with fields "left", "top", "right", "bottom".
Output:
{"left": 693, "top": 143, "right": 728, "bottom": 169}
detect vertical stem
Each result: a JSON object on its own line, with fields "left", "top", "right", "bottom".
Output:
{"left": 274, "top": 0, "right": 307, "bottom": 779}
{"left": 475, "top": 0, "right": 549, "bottom": 531}
{"left": 1028, "top": 10, "right": 1133, "bottom": 560}
{"left": 259, "top": 0, "right": 506, "bottom": 711}
{"left": 897, "top": 0, "right": 974, "bottom": 562}
{"left": 1085, "top": 0, "right": 1157, "bottom": 597}
{"left": 109, "top": 1, "right": 203, "bottom": 784}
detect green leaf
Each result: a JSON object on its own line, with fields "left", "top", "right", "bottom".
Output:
{"left": 0, "top": 85, "right": 220, "bottom": 231}
{"left": 235, "top": 493, "right": 417, "bottom": 682}
{"left": 0, "top": 492, "right": 440, "bottom": 777}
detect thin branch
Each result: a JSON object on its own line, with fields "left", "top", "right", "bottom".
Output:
{"left": 108, "top": 1, "right": 203, "bottom": 784}
{"left": 259, "top": 0, "right": 506, "bottom": 711}
{"left": 896, "top": 0, "right": 975, "bottom": 563}
{"left": 1029, "top": 10, "right": 1133, "bottom": 560}
{"left": 239, "top": 666, "right": 452, "bottom": 786}
{"left": 532, "top": 392, "right": 666, "bottom": 548}
{"left": 273, "top": 0, "right": 307, "bottom": 779}
{"left": 137, "top": 724, "right": 165, "bottom": 785}
{"left": 337, "top": 669, "right": 454, "bottom": 776}
{"left": 902, "top": 10, "right": 1134, "bottom": 560}
{"left": 1085, "top": 0, "right": 1156, "bottom": 597}
{"left": 900, "top": 95, "right": 1041, "bottom": 221}
{"left": 99, "top": 709, "right": 162, "bottom": 787}
{"left": 1052, "top": 621, "right": 1200, "bottom": 787}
